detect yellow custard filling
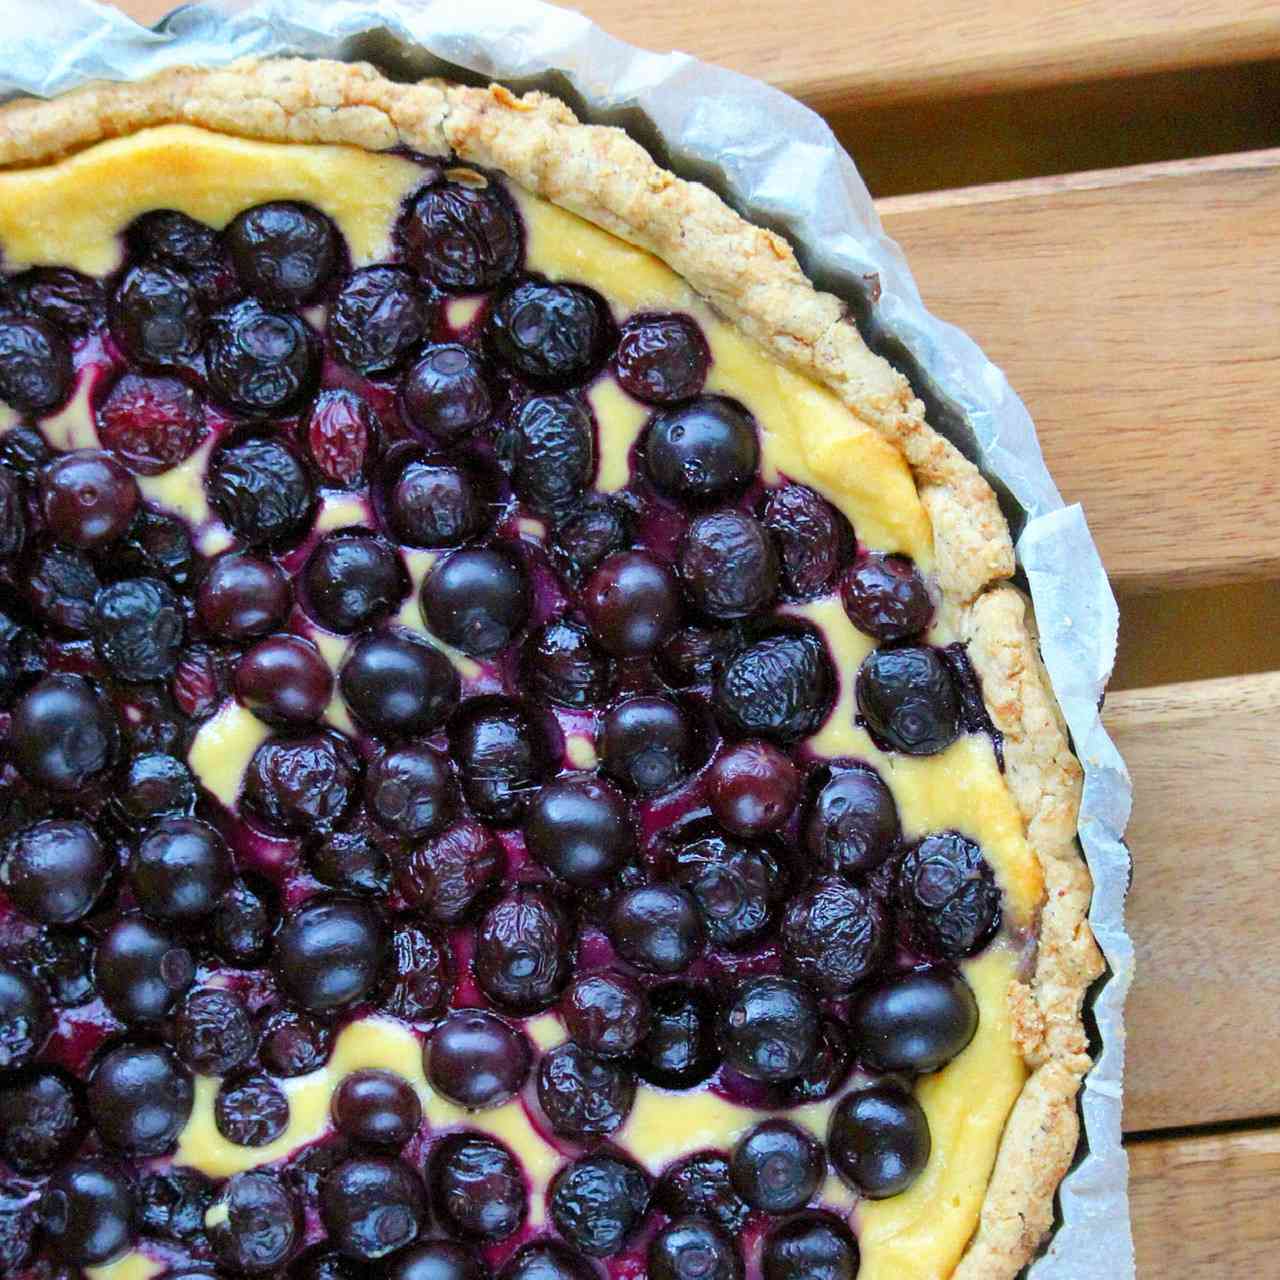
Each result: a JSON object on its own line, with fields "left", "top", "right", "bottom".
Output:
{"left": 0, "top": 125, "right": 1042, "bottom": 1276}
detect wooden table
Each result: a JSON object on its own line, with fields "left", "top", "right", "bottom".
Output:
{"left": 110, "top": 2, "right": 1280, "bottom": 1273}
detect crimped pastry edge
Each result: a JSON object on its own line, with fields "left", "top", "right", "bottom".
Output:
{"left": 0, "top": 57, "right": 1105, "bottom": 1279}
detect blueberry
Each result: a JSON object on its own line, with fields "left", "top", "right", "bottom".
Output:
{"left": 128, "top": 209, "right": 222, "bottom": 269}
{"left": 332, "top": 1069, "right": 423, "bottom": 1148}
{"left": 599, "top": 695, "right": 697, "bottom": 795}
{"left": 212, "top": 878, "right": 273, "bottom": 967}
{"left": 131, "top": 816, "right": 231, "bottom": 920}
{"left": 24, "top": 541, "right": 100, "bottom": 633}
{"left": 670, "top": 832, "right": 787, "bottom": 950}
{"left": 487, "top": 280, "right": 609, "bottom": 386}
{"left": 582, "top": 551, "right": 681, "bottom": 657}
{"left": 305, "top": 532, "right": 407, "bottom": 634}
{"left": 502, "top": 393, "right": 596, "bottom": 515}
{"left": 117, "top": 508, "right": 197, "bottom": 590}
{"left": 10, "top": 266, "right": 104, "bottom": 334}
{"left": 713, "top": 628, "right": 834, "bottom": 744}
{"left": 0, "top": 312, "right": 72, "bottom": 412}
{"left": 897, "top": 832, "right": 1000, "bottom": 959}
{"left": 0, "top": 1184, "right": 38, "bottom": 1270}
{"left": 1, "top": 817, "right": 110, "bottom": 922}
{"left": 525, "top": 774, "right": 632, "bottom": 889}
{"left": 0, "top": 964, "right": 51, "bottom": 1070}
{"left": 401, "top": 819, "right": 504, "bottom": 924}
{"left": 429, "top": 1132, "right": 527, "bottom": 1240}
{"left": 207, "top": 436, "right": 316, "bottom": 546}
{"left": 549, "top": 496, "right": 631, "bottom": 585}
{"left": 207, "top": 298, "right": 320, "bottom": 417}
{"left": 680, "top": 510, "right": 779, "bottom": 619}
{"left": 88, "top": 1042, "right": 192, "bottom": 1155}
{"left": 537, "top": 1040, "right": 635, "bottom": 1140}
{"left": 171, "top": 645, "right": 225, "bottom": 722}
{"left": 561, "top": 970, "right": 648, "bottom": 1059}
{"left": 388, "top": 1240, "right": 490, "bottom": 1280}
{"left": 550, "top": 1153, "right": 650, "bottom": 1257}
{"left": 290, "top": 1246, "right": 360, "bottom": 1280}
{"left": 402, "top": 180, "right": 521, "bottom": 293}
{"left": 136, "top": 1167, "right": 215, "bottom": 1242}
{"left": 613, "top": 313, "right": 709, "bottom": 405}
{"left": 843, "top": 553, "right": 933, "bottom": 642}
{"left": 760, "top": 484, "right": 853, "bottom": 600}
{"left": 707, "top": 741, "right": 800, "bottom": 838}
{"left": 0, "top": 468, "right": 23, "bottom": 563}
{"left": 96, "top": 914, "right": 194, "bottom": 1024}
{"left": 848, "top": 966, "right": 979, "bottom": 1073}
{"left": 730, "top": 1120, "right": 824, "bottom": 1213}
{"left": 228, "top": 201, "right": 339, "bottom": 305}
{"left": 649, "top": 1218, "right": 742, "bottom": 1280}
{"left": 115, "top": 752, "right": 197, "bottom": 828}
{"left": 402, "top": 344, "right": 493, "bottom": 441}
{"left": 474, "top": 888, "right": 573, "bottom": 1013}
{"left": 8, "top": 674, "right": 118, "bottom": 792}
{"left": 244, "top": 731, "right": 362, "bottom": 835}
{"left": 424, "top": 1010, "right": 531, "bottom": 1110}
{"left": 236, "top": 633, "right": 335, "bottom": 727}
{"left": 0, "top": 424, "right": 49, "bottom": 478}
{"left": 207, "top": 1170, "right": 300, "bottom": 1275}
{"left": 25, "top": 927, "right": 97, "bottom": 1006}
{"left": 113, "top": 263, "right": 203, "bottom": 368}
{"left": 366, "top": 742, "right": 455, "bottom": 839}
{"left": 92, "top": 577, "right": 185, "bottom": 682}
{"left": 856, "top": 645, "right": 960, "bottom": 756}
{"left": 321, "top": 1155, "right": 426, "bottom": 1261}
{"left": 41, "top": 1160, "right": 135, "bottom": 1266}
{"left": 805, "top": 764, "right": 900, "bottom": 877}
{"left": 720, "top": 976, "right": 820, "bottom": 1082}
{"left": 658, "top": 624, "right": 738, "bottom": 689}
{"left": 644, "top": 397, "right": 758, "bottom": 504}
{"left": 609, "top": 883, "right": 703, "bottom": 974}
{"left": 259, "top": 1006, "right": 333, "bottom": 1078}
{"left": 175, "top": 987, "right": 256, "bottom": 1075}
{"left": 41, "top": 449, "right": 139, "bottom": 550}
{"left": 448, "top": 696, "right": 549, "bottom": 824}
{"left": 97, "top": 371, "right": 205, "bottom": 477}
{"left": 382, "top": 923, "right": 451, "bottom": 1022}
{"left": 828, "top": 1084, "right": 931, "bottom": 1199}
{"left": 634, "top": 983, "right": 721, "bottom": 1090}
{"left": 384, "top": 457, "right": 488, "bottom": 547}
{"left": 499, "top": 1241, "right": 599, "bottom": 1280}
{"left": 782, "top": 878, "right": 888, "bottom": 994}
{"left": 272, "top": 895, "right": 388, "bottom": 1013}
{"left": 340, "top": 629, "right": 461, "bottom": 739}
{"left": 761, "top": 1212, "right": 859, "bottom": 1280}
{"left": 524, "top": 617, "right": 611, "bottom": 709}
{"left": 0, "top": 1069, "right": 84, "bottom": 1171}
{"left": 780, "top": 1016, "right": 853, "bottom": 1105}
{"left": 331, "top": 266, "right": 430, "bottom": 375}
{"left": 216, "top": 1074, "right": 290, "bottom": 1147}
{"left": 305, "top": 388, "right": 379, "bottom": 487}
{"left": 421, "top": 546, "right": 529, "bottom": 657}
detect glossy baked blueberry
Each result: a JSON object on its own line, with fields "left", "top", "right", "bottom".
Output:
{"left": 215, "top": 1074, "right": 290, "bottom": 1147}
{"left": 198, "top": 551, "right": 292, "bottom": 639}
{"left": 599, "top": 695, "right": 697, "bottom": 795}
{"left": 425, "top": 1010, "right": 531, "bottom": 1110}
{"left": 634, "top": 983, "right": 721, "bottom": 1090}
{"left": 305, "top": 388, "right": 379, "bottom": 487}
{"left": 0, "top": 1069, "right": 84, "bottom": 1172}
{"left": 305, "top": 532, "right": 407, "bottom": 634}
{"left": 402, "top": 344, "right": 494, "bottom": 442}
{"left": 116, "top": 508, "right": 196, "bottom": 589}
{"left": 289, "top": 1245, "right": 360, "bottom": 1280}
{"left": 421, "top": 547, "right": 530, "bottom": 657}
{"left": 41, "top": 450, "right": 139, "bottom": 550}
{"left": 713, "top": 628, "right": 834, "bottom": 744}
{"left": 828, "top": 1084, "right": 931, "bottom": 1199}
{"left": 499, "top": 1241, "right": 599, "bottom": 1280}
{"left": 0, "top": 468, "right": 23, "bottom": 563}
{"left": 537, "top": 1041, "right": 636, "bottom": 1140}
{"left": 843, "top": 553, "right": 933, "bottom": 642}
{"left": 487, "top": 280, "right": 609, "bottom": 387}
{"left": 25, "top": 541, "right": 100, "bottom": 634}
{"left": 40, "top": 1160, "right": 135, "bottom": 1266}
{"left": 112, "top": 264, "right": 203, "bottom": 368}
{"left": 761, "top": 1212, "right": 859, "bottom": 1280}
{"left": 782, "top": 1015, "right": 854, "bottom": 1105}
{"left": 897, "top": 832, "right": 1001, "bottom": 959}
{"left": 331, "top": 266, "right": 430, "bottom": 375}
{"left": 273, "top": 896, "right": 389, "bottom": 1012}
{"left": 212, "top": 878, "right": 273, "bottom": 968}
{"left": 720, "top": 976, "right": 820, "bottom": 1083}
{"left": 609, "top": 883, "right": 704, "bottom": 975}
{"left": 207, "top": 1170, "right": 300, "bottom": 1275}
{"left": 658, "top": 623, "right": 738, "bottom": 689}
{"left": 614, "top": 313, "right": 709, "bottom": 405}
{"left": 653, "top": 1152, "right": 748, "bottom": 1234}
{"left": 582, "top": 551, "right": 681, "bottom": 657}
{"left": 130, "top": 817, "right": 231, "bottom": 921}
{"left": 805, "top": 764, "right": 900, "bottom": 877}
{"left": 0, "top": 313, "right": 71, "bottom": 414}
{"left": 549, "top": 496, "right": 631, "bottom": 584}
{"left": 365, "top": 743, "right": 455, "bottom": 840}
{"left": 670, "top": 832, "right": 788, "bottom": 951}
{"left": 550, "top": 1153, "right": 650, "bottom": 1257}
{"left": 243, "top": 731, "right": 362, "bottom": 835}
{"left": 644, "top": 397, "right": 759, "bottom": 504}
{"left": 707, "top": 740, "right": 801, "bottom": 837}
{"left": 97, "top": 372, "right": 205, "bottom": 475}
{"left": 730, "top": 1120, "right": 824, "bottom": 1213}
{"left": 88, "top": 1042, "right": 193, "bottom": 1155}
{"left": 207, "top": 298, "right": 320, "bottom": 417}
{"left": 128, "top": 209, "right": 222, "bottom": 269}
{"left": 340, "top": 629, "right": 461, "bottom": 739}
{"left": 384, "top": 457, "right": 488, "bottom": 547}
{"left": 680, "top": 510, "right": 779, "bottom": 620}
{"left": 387, "top": 1240, "right": 491, "bottom": 1280}
{"left": 10, "top": 267, "right": 103, "bottom": 333}
{"left": 321, "top": 1156, "right": 426, "bottom": 1260}
{"left": 474, "top": 888, "right": 573, "bottom": 1013}
{"left": 524, "top": 617, "right": 612, "bottom": 709}
{"left": 259, "top": 1006, "right": 333, "bottom": 1078}
{"left": 93, "top": 577, "right": 185, "bottom": 682}
{"left": 1, "top": 818, "right": 109, "bottom": 923}
{"left": 402, "top": 179, "right": 522, "bottom": 293}
{"left": 22, "top": 928, "right": 95, "bottom": 1008}
{"left": 8, "top": 674, "right": 118, "bottom": 792}
{"left": 207, "top": 436, "right": 316, "bottom": 546}
{"left": 503, "top": 393, "right": 596, "bottom": 516}
{"left": 760, "top": 484, "right": 853, "bottom": 600}
{"left": 782, "top": 878, "right": 888, "bottom": 995}
{"left": 95, "top": 915, "right": 194, "bottom": 1024}
{"left": 524, "top": 774, "right": 632, "bottom": 889}
{"left": 856, "top": 645, "right": 960, "bottom": 756}
{"left": 383, "top": 923, "right": 452, "bottom": 1022}
{"left": 848, "top": 966, "right": 979, "bottom": 1073}
{"left": 227, "top": 201, "right": 339, "bottom": 305}
{"left": 174, "top": 987, "right": 255, "bottom": 1076}
{"left": 430, "top": 1132, "right": 527, "bottom": 1241}
{"left": 135, "top": 1167, "right": 215, "bottom": 1243}
{"left": 561, "top": 970, "right": 649, "bottom": 1059}
{"left": 114, "top": 754, "right": 195, "bottom": 829}
{"left": 0, "top": 964, "right": 52, "bottom": 1071}
{"left": 649, "top": 1217, "right": 742, "bottom": 1280}
{"left": 236, "top": 634, "right": 335, "bottom": 726}
{"left": 448, "top": 696, "right": 549, "bottom": 824}
{"left": 401, "top": 819, "right": 504, "bottom": 925}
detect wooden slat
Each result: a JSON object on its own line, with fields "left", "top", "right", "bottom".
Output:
{"left": 1130, "top": 1129, "right": 1280, "bottom": 1275}
{"left": 1105, "top": 671, "right": 1280, "bottom": 1132}
{"left": 881, "top": 151, "right": 1280, "bottom": 594}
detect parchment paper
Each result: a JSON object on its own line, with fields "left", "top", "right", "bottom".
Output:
{"left": 0, "top": 2, "right": 1136, "bottom": 1273}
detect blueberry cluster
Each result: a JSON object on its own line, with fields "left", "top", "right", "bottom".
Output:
{"left": 0, "top": 163, "right": 1004, "bottom": 1279}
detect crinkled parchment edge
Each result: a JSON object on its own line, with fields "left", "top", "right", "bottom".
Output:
{"left": 0, "top": 57, "right": 1105, "bottom": 1278}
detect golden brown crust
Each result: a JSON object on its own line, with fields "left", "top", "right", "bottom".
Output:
{"left": 0, "top": 57, "right": 1102, "bottom": 1277}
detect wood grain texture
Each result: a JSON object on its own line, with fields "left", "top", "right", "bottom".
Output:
{"left": 1105, "top": 671, "right": 1280, "bottom": 1131}
{"left": 1130, "top": 1130, "right": 1280, "bottom": 1274}
{"left": 881, "top": 151, "right": 1280, "bottom": 594}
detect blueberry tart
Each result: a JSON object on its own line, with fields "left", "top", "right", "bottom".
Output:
{"left": 0, "top": 60, "right": 1102, "bottom": 1280}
